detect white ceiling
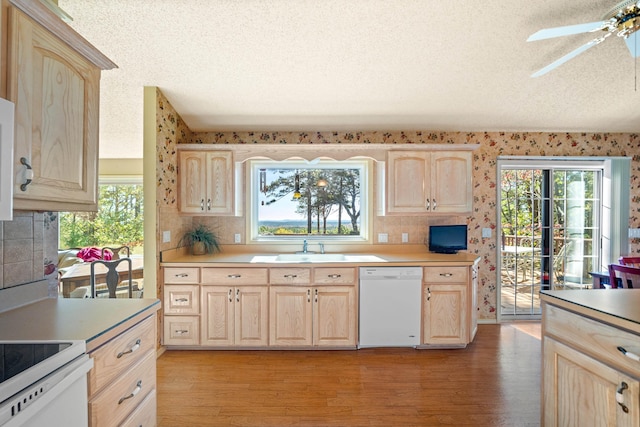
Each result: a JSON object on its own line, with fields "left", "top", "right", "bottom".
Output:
{"left": 58, "top": 0, "right": 640, "bottom": 159}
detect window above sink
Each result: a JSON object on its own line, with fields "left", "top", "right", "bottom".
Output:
{"left": 248, "top": 159, "right": 371, "bottom": 243}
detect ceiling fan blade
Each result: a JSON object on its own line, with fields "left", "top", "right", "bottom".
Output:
{"left": 531, "top": 35, "right": 608, "bottom": 77}
{"left": 625, "top": 32, "right": 640, "bottom": 57}
{"left": 527, "top": 21, "right": 608, "bottom": 42}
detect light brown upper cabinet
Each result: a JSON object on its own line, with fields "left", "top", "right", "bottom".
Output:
{"left": 7, "top": 2, "right": 116, "bottom": 211}
{"left": 178, "top": 150, "right": 234, "bottom": 215}
{"left": 386, "top": 150, "right": 473, "bottom": 215}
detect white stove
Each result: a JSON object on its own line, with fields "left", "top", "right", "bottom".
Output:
{"left": 0, "top": 341, "right": 92, "bottom": 426}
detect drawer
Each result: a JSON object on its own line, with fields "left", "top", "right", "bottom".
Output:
{"left": 424, "top": 266, "right": 468, "bottom": 283}
{"left": 544, "top": 303, "right": 640, "bottom": 378}
{"left": 314, "top": 267, "right": 356, "bottom": 285}
{"left": 88, "top": 314, "right": 156, "bottom": 397}
{"left": 164, "top": 267, "right": 200, "bottom": 284}
{"left": 118, "top": 388, "right": 156, "bottom": 427}
{"left": 164, "top": 284, "right": 199, "bottom": 315}
{"left": 163, "top": 315, "right": 200, "bottom": 346}
{"left": 202, "top": 267, "right": 268, "bottom": 285}
{"left": 89, "top": 350, "right": 156, "bottom": 427}
{"left": 270, "top": 267, "right": 312, "bottom": 285}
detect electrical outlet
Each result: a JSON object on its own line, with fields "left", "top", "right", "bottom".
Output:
{"left": 234, "top": 233, "right": 241, "bottom": 243}
{"left": 378, "top": 233, "right": 388, "bottom": 243}
{"left": 402, "top": 233, "right": 409, "bottom": 243}
{"left": 482, "top": 228, "right": 492, "bottom": 238}
{"left": 162, "top": 230, "right": 171, "bottom": 243}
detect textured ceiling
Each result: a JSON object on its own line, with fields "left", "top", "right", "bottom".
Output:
{"left": 58, "top": 0, "right": 640, "bottom": 159}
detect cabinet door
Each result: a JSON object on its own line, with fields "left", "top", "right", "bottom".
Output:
{"left": 386, "top": 151, "right": 430, "bottom": 214}
{"left": 10, "top": 9, "right": 100, "bottom": 210}
{"left": 205, "top": 151, "right": 234, "bottom": 215}
{"left": 179, "top": 151, "right": 207, "bottom": 213}
{"left": 201, "top": 286, "right": 234, "bottom": 346}
{"left": 430, "top": 151, "right": 473, "bottom": 213}
{"left": 423, "top": 283, "right": 467, "bottom": 345}
{"left": 313, "top": 286, "right": 357, "bottom": 347}
{"left": 269, "top": 286, "right": 313, "bottom": 346}
{"left": 235, "top": 286, "right": 269, "bottom": 347}
{"left": 543, "top": 337, "right": 640, "bottom": 427}
{"left": 178, "top": 150, "right": 234, "bottom": 215}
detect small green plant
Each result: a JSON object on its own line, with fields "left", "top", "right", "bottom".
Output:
{"left": 179, "top": 224, "right": 221, "bottom": 255}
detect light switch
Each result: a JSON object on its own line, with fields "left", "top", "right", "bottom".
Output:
{"left": 378, "top": 233, "right": 388, "bottom": 243}
{"left": 482, "top": 228, "right": 492, "bottom": 238}
{"left": 162, "top": 230, "right": 171, "bottom": 243}
{"left": 402, "top": 233, "right": 409, "bottom": 243}
{"left": 234, "top": 233, "right": 241, "bottom": 243}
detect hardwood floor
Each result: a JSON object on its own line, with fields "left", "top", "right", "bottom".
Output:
{"left": 157, "top": 324, "right": 541, "bottom": 426}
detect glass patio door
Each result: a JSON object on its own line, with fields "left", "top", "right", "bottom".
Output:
{"left": 499, "top": 162, "right": 601, "bottom": 319}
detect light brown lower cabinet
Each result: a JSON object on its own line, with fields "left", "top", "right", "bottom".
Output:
{"left": 201, "top": 285, "right": 269, "bottom": 347}
{"left": 269, "top": 285, "right": 356, "bottom": 347}
{"left": 542, "top": 302, "right": 640, "bottom": 426}
{"left": 422, "top": 265, "right": 476, "bottom": 348}
{"left": 87, "top": 314, "right": 157, "bottom": 427}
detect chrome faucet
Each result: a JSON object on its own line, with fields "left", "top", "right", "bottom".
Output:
{"left": 319, "top": 242, "right": 325, "bottom": 254}
{"left": 302, "top": 239, "right": 308, "bottom": 253}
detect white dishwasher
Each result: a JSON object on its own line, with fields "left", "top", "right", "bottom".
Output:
{"left": 358, "top": 267, "right": 422, "bottom": 348}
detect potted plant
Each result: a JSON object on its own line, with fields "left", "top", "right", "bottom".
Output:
{"left": 179, "top": 224, "right": 221, "bottom": 255}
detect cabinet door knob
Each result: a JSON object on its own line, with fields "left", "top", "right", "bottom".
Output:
{"left": 19, "top": 157, "right": 34, "bottom": 191}
{"left": 616, "top": 382, "right": 629, "bottom": 413}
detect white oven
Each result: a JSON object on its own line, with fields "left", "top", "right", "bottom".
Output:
{"left": 0, "top": 341, "right": 92, "bottom": 427}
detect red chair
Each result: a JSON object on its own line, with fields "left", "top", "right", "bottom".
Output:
{"left": 608, "top": 264, "right": 640, "bottom": 288}
{"left": 618, "top": 256, "right": 640, "bottom": 268}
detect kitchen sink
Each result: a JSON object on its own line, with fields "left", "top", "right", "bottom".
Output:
{"left": 275, "top": 253, "right": 348, "bottom": 263}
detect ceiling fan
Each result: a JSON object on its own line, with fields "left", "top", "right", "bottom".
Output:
{"left": 528, "top": 0, "right": 640, "bottom": 77}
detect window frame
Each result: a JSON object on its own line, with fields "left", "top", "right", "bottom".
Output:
{"left": 247, "top": 159, "right": 372, "bottom": 244}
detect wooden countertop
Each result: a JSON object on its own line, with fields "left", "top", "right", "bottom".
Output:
{"left": 161, "top": 249, "right": 481, "bottom": 267}
{"left": 541, "top": 290, "right": 640, "bottom": 334}
{"left": 0, "top": 298, "right": 160, "bottom": 352}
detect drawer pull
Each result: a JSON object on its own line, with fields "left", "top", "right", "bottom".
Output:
{"left": 175, "top": 329, "right": 189, "bottom": 335}
{"left": 228, "top": 274, "right": 242, "bottom": 279}
{"left": 236, "top": 288, "right": 240, "bottom": 302}
{"left": 228, "top": 288, "right": 233, "bottom": 302}
{"left": 174, "top": 297, "right": 188, "bottom": 303}
{"left": 439, "top": 273, "right": 453, "bottom": 277}
{"left": 117, "top": 339, "right": 141, "bottom": 358}
{"left": 616, "top": 382, "right": 629, "bottom": 413}
{"left": 307, "top": 289, "right": 311, "bottom": 303}
{"left": 118, "top": 380, "right": 142, "bottom": 405}
{"left": 617, "top": 346, "right": 640, "bottom": 361}
{"left": 175, "top": 273, "right": 189, "bottom": 278}
{"left": 284, "top": 274, "right": 298, "bottom": 278}
{"left": 328, "top": 274, "right": 342, "bottom": 278}
{"left": 427, "top": 287, "right": 431, "bottom": 301}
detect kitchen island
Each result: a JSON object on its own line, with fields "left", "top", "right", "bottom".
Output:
{"left": 0, "top": 298, "right": 160, "bottom": 426}
{"left": 541, "top": 289, "right": 640, "bottom": 426}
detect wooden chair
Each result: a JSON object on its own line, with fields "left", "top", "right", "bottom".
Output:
{"left": 608, "top": 264, "right": 640, "bottom": 289}
{"left": 90, "top": 257, "right": 134, "bottom": 298}
{"left": 101, "top": 245, "right": 130, "bottom": 260}
{"left": 618, "top": 256, "right": 640, "bottom": 268}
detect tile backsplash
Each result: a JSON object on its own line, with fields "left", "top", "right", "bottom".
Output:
{"left": 0, "top": 211, "right": 59, "bottom": 298}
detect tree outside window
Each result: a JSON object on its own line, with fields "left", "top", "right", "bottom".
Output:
{"left": 59, "top": 182, "right": 144, "bottom": 253}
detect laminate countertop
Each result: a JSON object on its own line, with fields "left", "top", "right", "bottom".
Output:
{"left": 541, "top": 289, "right": 640, "bottom": 334}
{"left": 160, "top": 249, "right": 481, "bottom": 267}
{"left": 0, "top": 298, "right": 160, "bottom": 352}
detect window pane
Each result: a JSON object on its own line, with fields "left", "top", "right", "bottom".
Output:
{"left": 257, "top": 167, "right": 361, "bottom": 237}
{"left": 59, "top": 183, "right": 144, "bottom": 252}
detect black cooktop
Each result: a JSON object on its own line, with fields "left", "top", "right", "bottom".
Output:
{"left": 0, "top": 343, "right": 72, "bottom": 384}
